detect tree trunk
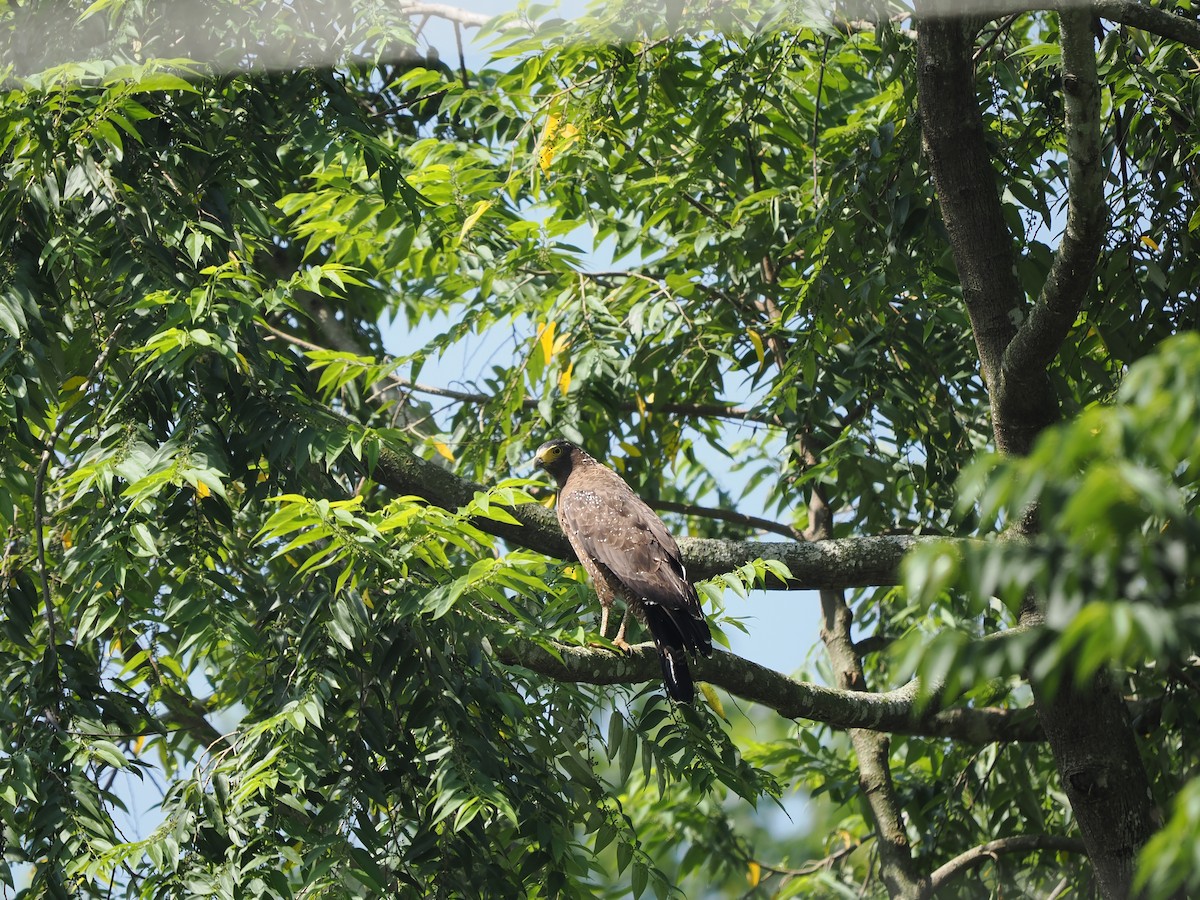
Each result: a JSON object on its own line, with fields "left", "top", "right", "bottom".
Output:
{"left": 915, "top": 10, "right": 1160, "bottom": 897}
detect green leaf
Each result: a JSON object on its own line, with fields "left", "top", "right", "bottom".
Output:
{"left": 128, "top": 73, "right": 198, "bottom": 94}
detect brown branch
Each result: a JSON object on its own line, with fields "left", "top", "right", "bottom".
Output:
{"left": 1000, "top": 6, "right": 1105, "bottom": 383}
{"left": 973, "top": 13, "right": 1022, "bottom": 62}
{"left": 1094, "top": 0, "right": 1200, "bottom": 51}
{"left": 497, "top": 639, "right": 1043, "bottom": 744}
{"left": 757, "top": 835, "right": 866, "bottom": 879}
{"left": 789, "top": 352, "right": 922, "bottom": 892}
{"left": 924, "top": 834, "right": 1088, "bottom": 898}
{"left": 159, "top": 686, "right": 224, "bottom": 748}
{"left": 917, "top": 10, "right": 1160, "bottom": 898}
{"left": 916, "top": 10, "right": 1054, "bottom": 457}
{"left": 913, "top": 0, "right": 1200, "bottom": 52}
{"left": 822, "top": 583, "right": 927, "bottom": 897}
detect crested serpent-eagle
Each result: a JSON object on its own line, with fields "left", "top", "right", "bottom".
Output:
{"left": 533, "top": 438, "right": 712, "bottom": 702}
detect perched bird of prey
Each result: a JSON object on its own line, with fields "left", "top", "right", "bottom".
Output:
{"left": 533, "top": 438, "right": 712, "bottom": 702}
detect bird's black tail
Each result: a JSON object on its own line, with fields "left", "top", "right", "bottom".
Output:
{"left": 656, "top": 644, "right": 694, "bottom": 703}
{"left": 643, "top": 605, "right": 710, "bottom": 703}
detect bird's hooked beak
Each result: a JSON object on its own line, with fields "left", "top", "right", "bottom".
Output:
{"left": 532, "top": 447, "right": 550, "bottom": 471}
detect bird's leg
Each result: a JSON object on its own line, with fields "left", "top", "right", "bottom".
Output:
{"left": 612, "top": 608, "right": 633, "bottom": 654}
{"left": 588, "top": 604, "right": 615, "bottom": 650}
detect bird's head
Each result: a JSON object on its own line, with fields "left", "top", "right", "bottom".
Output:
{"left": 533, "top": 438, "right": 579, "bottom": 486}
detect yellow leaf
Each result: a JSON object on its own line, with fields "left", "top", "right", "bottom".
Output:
{"left": 619, "top": 441, "right": 641, "bottom": 458}
{"left": 459, "top": 199, "right": 493, "bottom": 241}
{"left": 61, "top": 528, "right": 73, "bottom": 549}
{"left": 61, "top": 375, "right": 87, "bottom": 394}
{"left": 746, "top": 861, "right": 761, "bottom": 887}
{"left": 552, "top": 123, "right": 579, "bottom": 167}
{"left": 748, "top": 329, "right": 765, "bottom": 371}
{"left": 541, "top": 112, "right": 562, "bottom": 145}
{"left": 194, "top": 480, "right": 211, "bottom": 499}
{"left": 700, "top": 683, "right": 726, "bottom": 720}
{"left": 1140, "top": 234, "right": 1160, "bottom": 251}
{"left": 635, "top": 394, "right": 647, "bottom": 417}
{"left": 133, "top": 734, "right": 146, "bottom": 755}
{"left": 362, "top": 589, "right": 373, "bottom": 610}
{"left": 557, "top": 361, "right": 574, "bottom": 395}
{"left": 538, "top": 321, "right": 556, "bottom": 364}
{"left": 539, "top": 113, "right": 579, "bottom": 172}
{"left": 433, "top": 440, "right": 455, "bottom": 462}
{"left": 539, "top": 112, "right": 562, "bottom": 172}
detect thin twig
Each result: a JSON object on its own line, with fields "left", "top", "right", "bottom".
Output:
{"left": 648, "top": 498, "right": 804, "bottom": 541}
{"left": 453, "top": 22, "right": 469, "bottom": 88}
{"left": 812, "top": 35, "right": 830, "bottom": 205}
{"left": 973, "top": 13, "right": 1022, "bottom": 63}
{"left": 759, "top": 834, "right": 866, "bottom": 879}
{"left": 923, "top": 834, "right": 1087, "bottom": 898}
{"left": 261, "top": 320, "right": 775, "bottom": 423}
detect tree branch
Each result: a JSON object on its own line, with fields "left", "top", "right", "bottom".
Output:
{"left": 917, "top": 11, "right": 1161, "bottom": 898}
{"left": 1094, "top": 0, "right": 1200, "bottom": 51}
{"left": 396, "top": 2, "right": 494, "bottom": 28}
{"left": 1000, "top": 6, "right": 1105, "bottom": 381}
{"left": 924, "top": 834, "right": 1088, "bottom": 898}
{"left": 910, "top": 0, "right": 1200, "bottom": 52}
{"left": 263, "top": 319, "right": 775, "bottom": 424}
{"left": 821, "top": 581, "right": 926, "bottom": 896}
{"left": 679, "top": 451, "right": 909, "bottom": 580}
{"left": 497, "top": 639, "right": 1043, "bottom": 744}
{"left": 916, "top": 10, "right": 1056, "bottom": 457}
{"left": 367, "top": 431, "right": 942, "bottom": 588}
{"left": 647, "top": 498, "right": 804, "bottom": 541}
{"left": 756, "top": 836, "right": 865, "bottom": 879}
{"left": 159, "top": 686, "right": 224, "bottom": 748}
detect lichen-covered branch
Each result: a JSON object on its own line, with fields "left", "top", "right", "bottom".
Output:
{"left": 365, "top": 431, "right": 943, "bottom": 589}
{"left": 497, "top": 638, "right": 1042, "bottom": 744}
{"left": 1001, "top": 7, "right": 1105, "bottom": 381}
{"left": 908, "top": 0, "right": 1200, "bottom": 52}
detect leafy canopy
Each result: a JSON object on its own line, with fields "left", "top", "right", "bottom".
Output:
{"left": 1, "top": 0, "right": 1199, "bottom": 897}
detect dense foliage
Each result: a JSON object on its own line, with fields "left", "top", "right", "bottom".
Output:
{"left": 1, "top": 0, "right": 1198, "bottom": 897}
